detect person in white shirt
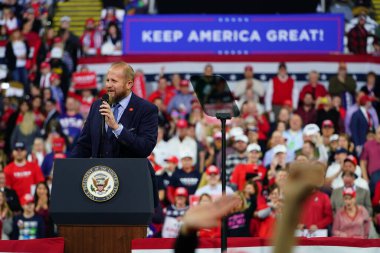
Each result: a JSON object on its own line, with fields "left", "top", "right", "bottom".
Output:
{"left": 283, "top": 114, "right": 304, "bottom": 158}
{"left": 233, "top": 65, "right": 264, "bottom": 101}
{"left": 327, "top": 154, "right": 369, "bottom": 191}
{"left": 167, "top": 119, "right": 197, "bottom": 167}
{"left": 152, "top": 126, "right": 170, "bottom": 167}
{"left": 195, "top": 165, "right": 234, "bottom": 196}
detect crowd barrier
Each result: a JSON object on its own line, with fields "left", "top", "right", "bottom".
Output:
{"left": 132, "top": 237, "right": 380, "bottom": 253}
{"left": 0, "top": 237, "right": 64, "bottom": 253}
{"left": 0, "top": 232, "right": 377, "bottom": 252}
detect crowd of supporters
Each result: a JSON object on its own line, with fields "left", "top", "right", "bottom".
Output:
{"left": 0, "top": 0, "right": 380, "bottom": 242}
{"left": 147, "top": 62, "right": 380, "bottom": 239}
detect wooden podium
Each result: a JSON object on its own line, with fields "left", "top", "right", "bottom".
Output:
{"left": 50, "top": 159, "right": 155, "bottom": 253}
{"left": 58, "top": 225, "right": 146, "bottom": 253}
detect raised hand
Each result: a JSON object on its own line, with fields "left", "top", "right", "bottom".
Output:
{"left": 180, "top": 195, "right": 240, "bottom": 235}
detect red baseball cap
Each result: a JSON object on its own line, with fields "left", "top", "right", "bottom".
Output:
{"left": 180, "top": 80, "right": 189, "bottom": 87}
{"left": 40, "top": 61, "right": 50, "bottom": 69}
{"left": 206, "top": 165, "right": 220, "bottom": 175}
{"left": 53, "top": 37, "right": 63, "bottom": 44}
{"left": 175, "top": 187, "right": 188, "bottom": 197}
{"left": 85, "top": 18, "right": 95, "bottom": 26}
{"left": 359, "top": 95, "right": 376, "bottom": 105}
{"left": 164, "top": 156, "right": 179, "bottom": 164}
{"left": 176, "top": 119, "right": 188, "bottom": 128}
{"left": 50, "top": 73, "right": 60, "bottom": 82}
{"left": 322, "top": 119, "right": 334, "bottom": 128}
{"left": 21, "top": 194, "right": 34, "bottom": 206}
{"left": 52, "top": 137, "right": 65, "bottom": 152}
{"left": 342, "top": 187, "right": 356, "bottom": 198}
{"left": 283, "top": 99, "right": 292, "bottom": 107}
{"left": 344, "top": 155, "right": 358, "bottom": 167}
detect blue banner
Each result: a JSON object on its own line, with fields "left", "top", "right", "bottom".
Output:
{"left": 123, "top": 14, "right": 344, "bottom": 55}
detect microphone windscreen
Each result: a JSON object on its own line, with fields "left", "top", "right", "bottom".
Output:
{"left": 101, "top": 94, "right": 109, "bottom": 103}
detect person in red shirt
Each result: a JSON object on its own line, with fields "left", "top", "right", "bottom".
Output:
{"left": 230, "top": 143, "right": 266, "bottom": 191}
{"left": 295, "top": 92, "right": 317, "bottom": 127}
{"left": 298, "top": 189, "right": 333, "bottom": 233}
{"left": 258, "top": 184, "right": 282, "bottom": 238}
{"left": 299, "top": 70, "right": 328, "bottom": 102}
{"left": 148, "top": 76, "right": 176, "bottom": 109}
{"left": 80, "top": 18, "right": 102, "bottom": 56}
{"left": 265, "top": 62, "right": 298, "bottom": 117}
{"left": 4, "top": 142, "right": 45, "bottom": 200}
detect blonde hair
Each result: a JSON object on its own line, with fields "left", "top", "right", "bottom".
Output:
{"left": 109, "top": 62, "right": 135, "bottom": 81}
{"left": 234, "top": 191, "right": 248, "bottom": 212}
{"left": 19, "top": 112, "right": 36, "bottom": 135}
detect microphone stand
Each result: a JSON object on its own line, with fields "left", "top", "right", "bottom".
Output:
{"left": 216, "top": 112, "right": 231, "bottom": 253}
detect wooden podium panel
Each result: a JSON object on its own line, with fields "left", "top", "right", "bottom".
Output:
{"left": 59, "top": 225, "right": 147, "bottom": 253}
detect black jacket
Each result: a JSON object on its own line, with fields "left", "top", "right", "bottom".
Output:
{"left": 5, "top": 40, "right": 30, "bottom": 71}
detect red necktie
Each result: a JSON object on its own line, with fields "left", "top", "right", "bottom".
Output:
{"left": 367, "top": 111, "right": 373, "bottom": 130}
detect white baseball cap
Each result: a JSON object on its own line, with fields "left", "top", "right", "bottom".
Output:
{"left": 303, "top": 124, "right": 320, "bottom": 136}
{"left": 329, "top": 134, "right": 339, "bottom": 142}
{"left": 234, "top": 134, "right": 249, "bottom": 143}
{"left": 273, "top": 144, "right": 287, "bottom": 155}
{"left": 179, "top": 150, "right": 193, "bottom": 160}
{"left": 229, "top": 127, "right": 244, "bottom": 138}
{"left": 247, "top": 143, "right": 261, "bottom": 153}
{"left": 60, "top": 16, "right": 71, "bottom": 22}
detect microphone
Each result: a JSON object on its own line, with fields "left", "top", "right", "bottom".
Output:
{"left": 101, "top": 94, "right": 109, "bottom": 134}
{"left": 99, "top": 94, "right": 109, "bottom": 158}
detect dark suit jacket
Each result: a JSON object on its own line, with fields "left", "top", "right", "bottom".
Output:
{"left": 331, "top": 186, "right": 372, "bottom": 215}
{"left": 71, "top": 93, "right": 159, "bottom": 205}
{"left": 71, "top": 93, "right": 158, "bottom": 158}
{"left": 350, "top": 109, "right": 370, "bottom": 147}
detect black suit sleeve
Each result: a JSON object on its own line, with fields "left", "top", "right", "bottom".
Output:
{"left": 174, "top": 231, "right": 198, "bottom": 253}
{"left": 70, "top": 102, "right": 96, "bottom": 158}
{"left": 117, "top": 103, "right": 158, "bottom": 157}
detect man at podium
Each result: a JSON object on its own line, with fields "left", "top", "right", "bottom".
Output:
{"left": 71, "top": 61, "right": 159, "bottom": 205}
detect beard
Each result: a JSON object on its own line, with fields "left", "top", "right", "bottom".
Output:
{"left": 109, "top": 90, "right": 129, "bottom": 104}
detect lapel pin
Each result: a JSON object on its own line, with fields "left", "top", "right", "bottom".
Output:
{"left": 129, "top": 108, "right": 134, "bottom": 112}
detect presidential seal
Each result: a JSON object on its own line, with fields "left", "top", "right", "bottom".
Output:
{"left": 82, "top": 165, "right": 119, "bottom": 202}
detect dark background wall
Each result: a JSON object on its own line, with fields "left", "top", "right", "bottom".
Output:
{"left": 156, "top": 0, "right": 320, "bottom": 14}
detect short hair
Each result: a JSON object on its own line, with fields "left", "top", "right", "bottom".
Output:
{"left": 309, "top": 70, "right": 320, "bottom": 78}
{"left": 46, "top": 98, "right": 56, "bottom": 104}
{"left": 268, "top": 183, "right": 279, "bottom": 195}
{"left": 367, "top": 71, "right": 376, "bottom": 78}
{"left": 109, "top": 62, "right": 135, "bottom": 81}
{"left": 204, "top": 63, "right": 213, "bottom": 70}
